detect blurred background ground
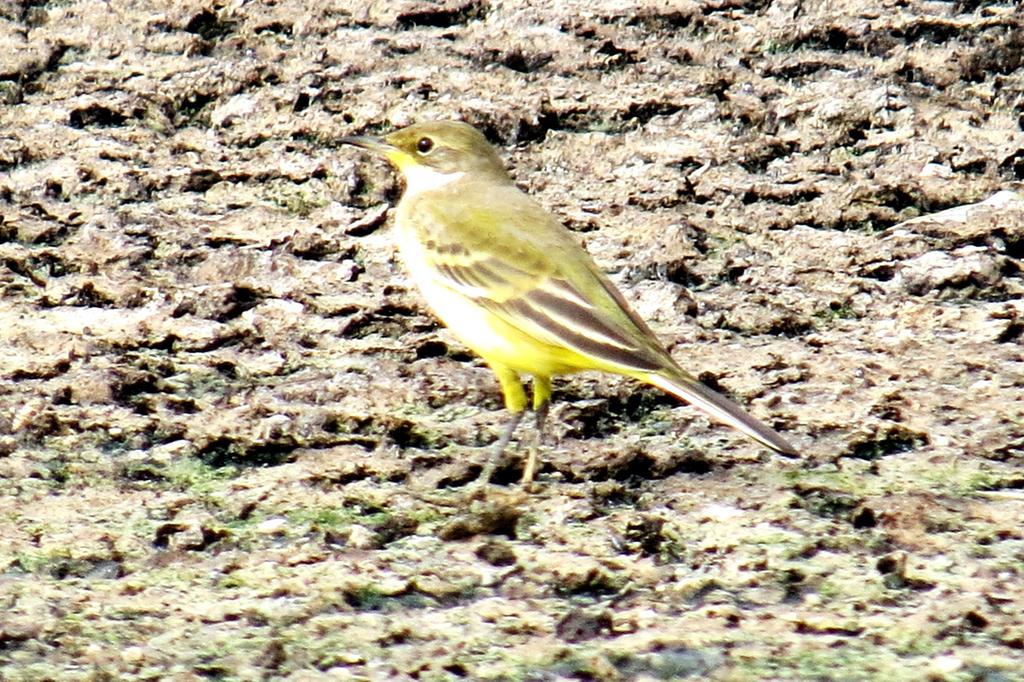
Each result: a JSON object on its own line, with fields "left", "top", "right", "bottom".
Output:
{"left": 1, "top": 0, "right": 1023, "bottom": 679}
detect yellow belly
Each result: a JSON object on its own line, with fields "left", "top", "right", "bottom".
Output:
{"left": 394, "top": 223, "right": 586, "bottom": 377}
{"left": 421, "top": 275, "right": 588, "bottom": 375}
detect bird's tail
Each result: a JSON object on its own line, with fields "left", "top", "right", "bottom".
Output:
{"left": 645, "top": 369, "right": 799, "bottom": 456}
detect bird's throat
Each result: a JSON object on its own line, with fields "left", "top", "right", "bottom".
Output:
{"left": 401, "top": 165, "right": 465, "bottom": 200}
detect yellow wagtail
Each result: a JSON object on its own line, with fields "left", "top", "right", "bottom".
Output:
{"left": 342, "top": 121, "right": 798, "bottom": 484}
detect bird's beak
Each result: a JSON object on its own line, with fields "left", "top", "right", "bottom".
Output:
{"left": 341, "top": 133, "right": 414, "bottom": 173}
{"left": 342, "top": 133, "right": 409, "bottom": 168}
{"left": 340, "top": 135, "right": 392, "bottom": 155}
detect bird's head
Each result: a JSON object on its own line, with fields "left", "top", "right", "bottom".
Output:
{"left": 342, "top": 121, "right": 509, "bottom": 194}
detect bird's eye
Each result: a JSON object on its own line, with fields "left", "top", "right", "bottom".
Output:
{"left": 416, "top": 137, "right": 434, "bottom": 154}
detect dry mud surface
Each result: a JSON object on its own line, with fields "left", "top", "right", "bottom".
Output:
{"left": 2, "top": 0, "right": 1024, "bottom": 680}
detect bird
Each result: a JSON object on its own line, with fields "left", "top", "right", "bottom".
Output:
{"left": 342, "top": 120, "right": 798, "bottom": 485}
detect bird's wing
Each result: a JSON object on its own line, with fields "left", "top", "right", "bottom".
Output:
{"left": 408, "top": 183, "right": 672, "bottom": 374}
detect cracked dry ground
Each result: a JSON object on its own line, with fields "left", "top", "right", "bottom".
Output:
{"left": 2, "top": 0, "right": 1024, "bottom": 680}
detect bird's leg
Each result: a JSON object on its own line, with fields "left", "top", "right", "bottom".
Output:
{"left": 522, "top": 375, "right": 552, "bottom": 486}
{"left": 476, "top": 410, "right": 524, "bottom": 486}
{"left": 475, "top": 365, "right": 527, "bottom": 486}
